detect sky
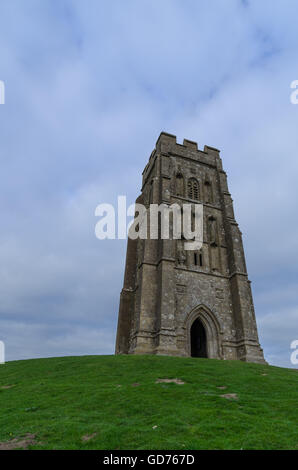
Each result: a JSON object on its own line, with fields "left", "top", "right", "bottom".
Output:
{"left": 0, "top": 0, "right": 297, "bottom": 367}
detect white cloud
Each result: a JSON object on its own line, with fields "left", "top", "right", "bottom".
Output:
{"left": 0, "top": 0, "right": 297, "bottom": 365}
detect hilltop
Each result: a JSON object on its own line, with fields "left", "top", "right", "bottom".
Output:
{"left": 0, "top": 355, "right": 297, "bottom": 450}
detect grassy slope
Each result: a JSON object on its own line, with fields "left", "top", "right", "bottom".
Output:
{"left": 0, "top": 355, "right": 297, "bottom": 450}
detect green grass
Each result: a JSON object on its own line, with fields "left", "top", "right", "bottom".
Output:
{"left": 0, "top": 355, "right": 297, "bottom": 450}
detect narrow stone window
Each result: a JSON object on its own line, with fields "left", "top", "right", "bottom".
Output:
{"left": 176, "top": 173, "right": 184, "bottom": 197}
{"left": 149, "top": 180, "right": 154, "bottom": 204}
{"left": 194, "top": 252, "right": 203, "bottom": 267}
{"left": 204, "top": 181, "right": 213, "bottom": 203}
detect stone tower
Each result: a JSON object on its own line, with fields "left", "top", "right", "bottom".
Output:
{"left": 116, "top": 132, "right": 266, "bottom": 364}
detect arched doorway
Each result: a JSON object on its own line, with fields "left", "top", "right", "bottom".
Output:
{"left": 191, "top": 318, "right": 207, "bottom": 358}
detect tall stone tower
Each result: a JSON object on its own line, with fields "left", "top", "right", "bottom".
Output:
{"left": 116, "top": 132, "right": 266, "bottom": 364}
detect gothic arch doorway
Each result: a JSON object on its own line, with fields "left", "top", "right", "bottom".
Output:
{"left": 184, "top": 305, "right": 222, "bottom": 359}
{"left": 191, "top": 318, "right": 207, "bottom": 358}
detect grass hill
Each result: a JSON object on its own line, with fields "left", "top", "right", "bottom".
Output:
{"left": 0, "top": 355, "right": 297, "bottom": 450}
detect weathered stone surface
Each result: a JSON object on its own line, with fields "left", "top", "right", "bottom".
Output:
{"left": 115, "top": 132, "right": 266, "bottom": 364}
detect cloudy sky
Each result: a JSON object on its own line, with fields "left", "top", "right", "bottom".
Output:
{"left": 0, "top": 0, "right": 297, "bottom": 367}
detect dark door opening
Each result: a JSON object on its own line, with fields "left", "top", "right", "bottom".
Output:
{"left": 191, "top": 318, "right": 207, "bottom": 358}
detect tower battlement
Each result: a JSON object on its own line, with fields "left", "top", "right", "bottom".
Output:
{"left": 155, "top": 132, "right": 220, "bottom": 154}
{"left": 142, "top": 132, "right": 223, "bottom": 187}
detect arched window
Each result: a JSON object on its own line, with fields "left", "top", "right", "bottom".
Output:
{"left": 187, "top": 178, "right": 199, "bottom": 200}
